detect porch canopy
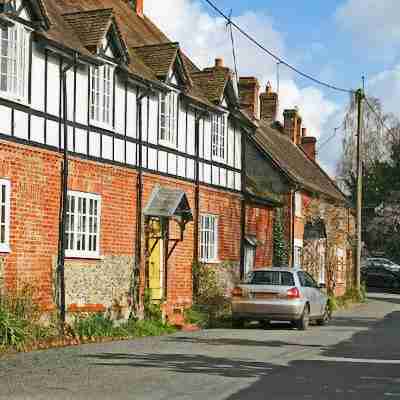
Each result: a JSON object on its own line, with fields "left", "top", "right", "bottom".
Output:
{"left": 143, "top": 185, "right": 193, "bottom": 224}
{"left": 304, "top": 218, "right": 327, "bottom": 241}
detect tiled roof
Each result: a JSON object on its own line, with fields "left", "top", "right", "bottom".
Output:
{"left": 192, "top": 67, "right": 231, "bottom": 104}
{"left": 253, "top": 120, "right": 347, "bottom": 203}
{"left": 40, "top": 0, "right": 215, "bottom": 108}
{"left": 132, "top": 42, "right": 179, "bottom": 79}
{"left": 62, "top": 8, "right": 115, "bottom": 51}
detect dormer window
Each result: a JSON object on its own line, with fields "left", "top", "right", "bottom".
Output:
{"left": 90, "top": 64, "right": 114, "bottom": 129}
{"left": 211, "top": 114, "right": 227, "bottom": 162}
{"left": 0, "top": 23, "right": 29, "bottom": 102}
{"left": 159, "top": 91, "right": 178, "bottom": 147}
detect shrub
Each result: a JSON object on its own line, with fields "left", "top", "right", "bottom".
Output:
{"left": 72, "top": 313, "right": 123, "bottom": 339}
{"left": 143, "top": 289, "right": 163, "bottom": 322}
{"left": 0, "top": 307, "right": 27, "bottom": 350}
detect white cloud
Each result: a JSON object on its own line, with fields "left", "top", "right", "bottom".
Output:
{"left": 335, "top": 0, "right": 400, "bottom": 59}
{"left": 145, "top": 0, "right": 338, "bottom": 141}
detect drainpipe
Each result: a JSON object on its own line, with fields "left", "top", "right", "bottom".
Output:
{"left": 193, "top": 112, "right": 200, "bottom": 264}
{"left": 57, "top": 53, "right": 77, "bottom": 330}
{"left": 135, "top": 85, "right": 153, "bottom": 309}
{"left": 240, "top": 126, "right": 247, "bottom": 280}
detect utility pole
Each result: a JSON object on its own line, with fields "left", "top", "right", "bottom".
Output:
{"left": 355, "top": 88, "right": 364, "bottom": 290}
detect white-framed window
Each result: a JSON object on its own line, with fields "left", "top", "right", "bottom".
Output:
{"left": 199, "top": 214, "right": 218, "bottom": 263}
{"left": 295, "top": 192, "right": 302, "bottom": 217}
{"left": 65, "top": 191, "right": 101, "bottom": 258}
{"left": 0, "top": 179, "right": 10, "bottom": 253}
{"left": 293, "top": 239, "right": 303, "bottom": 268}
{"left": 90, "top": 64, "right": 114, "bottom": 128}
{"left": 159, "top": 91, "right": 177, "bottom": 147}
{"left": 211, "top": 114, "right": 226, "bottom": 162}
{"left": 0, "top": 23, "right": 29, "bottom": 102}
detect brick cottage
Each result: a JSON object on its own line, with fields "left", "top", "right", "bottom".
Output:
{"left": 0, "top": 0, "right": 354, "bottom": 322}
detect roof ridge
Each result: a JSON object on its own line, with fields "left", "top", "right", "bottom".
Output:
{"left": 62, "top": 7, "right": 114, "bottom": 17}
{"left": 131, "top": 42, "right": 179, "bottom": 50}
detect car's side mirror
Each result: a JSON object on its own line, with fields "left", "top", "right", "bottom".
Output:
{"left": 318, "top": 283, "right": 326, "bottom": 289}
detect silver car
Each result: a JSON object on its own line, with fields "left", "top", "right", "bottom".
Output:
{"left": 231, "top": 267, "right": 330, "bottom": 330}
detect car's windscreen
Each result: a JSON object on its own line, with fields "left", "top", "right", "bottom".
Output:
{"left": 248, "top": 271, "right": 295, "bottom": 286}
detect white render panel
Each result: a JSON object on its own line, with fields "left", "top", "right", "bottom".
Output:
{"left": 187, "top": 158, "right": 195, "bottom": 180}
{"left": 141, "top": 146, "right": 147, "bottom": 168}
{"left": 13, "top": 110, "right": 28, "bottom": 140}
{"left": 47, "top": 55, "right": 60, "bottom": 117}
{"left": 75, "top": 128, "right": 87, "bottom": 154}
{"left": 102, "top": 135, "right": 113, "bottom": 160}
{"left": 148, "top": 94, "right": 158, "bottom": 144}
{"left": 220, "top": 168, "right": 227, "bottom": 187}
{"left": 66, "top": 68, "right": 74, "bottom": 121}
{"left": 126, "top": 141, "right": 136, "bottom": 165}
{"left": 46, "top": 120, "right": 59, "bottom": 147}
{"left": 75, "top": 65, "right": 88, "bottom": 125}
{"left": 30, "top": 43, "right": 45, "bottom": 111}
{"left": 177, "top": 156, "right": 185, "bottom": 178}
{"left": 177, "top": 103, "right": 186, "bottom": 153}
{"left": 203, "top": 163, "right": 211, "bottom": 184}
{"left": 158, "top": 150, "right": 167, "bottom": 173}
{"left": 114, "top": 77, "right": 125, "bottom": 135}
{"left": 187, "top": 109, "right": 195, "bottom": 155}
{"left": 202, "top": 117, "right": 211, "bottom": 160}
{"left": 30, "top": 116, "right": 45, "bottom": 144}
{"left": 89, "top": 131, "right": 100, "bottom": 158}
{"left": 126, "top": 87, "right": 137, "bottom": 138}
{"left": 0, "top": 105, "right": 11, "bottom": 136}
{"left": 168, "top": 153, "right": 177, "bottom": 175}
{"left": 147, "top": 147, "right": 157, "bottom": 170}
{"left": 235, "top": 172, "right": 241, "bottom": 191}
{"left": 212, "top": 165, "right": 219, "bottom": 186}
{"left": 227, "top": 123, "right": 235, "bottom": 167}
{"left": 235, "top": 128, "right": 241, "bottom": 169}
{"left": 114, "top": 138, "right": 124, "bottom": 163}
{"left": 227, "top": 170, "right": 235, "bottom": 190}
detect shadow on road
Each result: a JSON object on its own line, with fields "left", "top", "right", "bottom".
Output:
{"left": 83, "top": 352, "right": 277, "bottom": 379}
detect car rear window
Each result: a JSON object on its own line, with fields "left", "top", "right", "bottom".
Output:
{"left": 249, "top": 271, "right": 295, "bottom": 286}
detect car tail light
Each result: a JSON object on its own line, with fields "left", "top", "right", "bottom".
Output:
{"left": 232, "top": 287, "right": 243, "bottom": 297}
{"left": 287, "top": 287, "right": 300, "bottom": 299}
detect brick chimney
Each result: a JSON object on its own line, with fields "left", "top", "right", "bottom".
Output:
{"left": 127, "top": 0, "right": 143, "bottom": 17}
{"left": 301, "top": 128, "right": 317, "bottom": 161}
{"left": 283, "top": 108, "right": 302, "bottom": 144}
{"left": 215, "top": 58, "right": 224, "bottom": 68}
{"left": 260, "top": 81, "right": 278, "bottom": 123}
{"left": 238, "top": 77, "right": 260, "bottom": 119}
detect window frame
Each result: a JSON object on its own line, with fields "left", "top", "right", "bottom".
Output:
{"left": 90, "top": 63, "right": 115, "bottom": 130}
{"left": 0, "top": 179, "right": 10, "bottom": 253}
{"left": 65, "top": 190, "right": 101, "bottom": 259}
{"left": 294, "top": 192, "right": 302, "bottom": 217}
{"left": 0, "top": 21, "right": 30, "bottom": 104}
{"left": 159, "top": 90, "right": 178, "bottom": 148}
{"left": 199, "top": 213, "right": 219, "bottom": 263}
{"left": 211, "top": 113, "right": 227, "bottom": 163}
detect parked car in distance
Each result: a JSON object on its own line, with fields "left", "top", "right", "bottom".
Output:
{"left": 231, "top": 267, "right": 330, "bottom": 330}
{"left": 362, "top": 257, "right": 400, "bottom": 272}
{"left": 361, "top": 266, "right": 400, "bottom": 290}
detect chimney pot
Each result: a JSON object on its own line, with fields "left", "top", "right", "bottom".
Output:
{"left": 301, "top": 136, "right": 317, "bottom": 161}
{"left": 302, "top": 127, "right": 307, "bottom": 137}
{"left": 260, "top": 83, "right": 278, "bottom": 123}
{"left": 215, "top": 58, "right": 224, "bottom": 68}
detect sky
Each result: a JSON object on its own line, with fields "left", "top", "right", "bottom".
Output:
{"left": 145, "top": 0, "right": 400, "bottom": 176}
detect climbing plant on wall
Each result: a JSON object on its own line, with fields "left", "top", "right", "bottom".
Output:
{"left": 273, "top": 208, "right": 288, "bottom": 267}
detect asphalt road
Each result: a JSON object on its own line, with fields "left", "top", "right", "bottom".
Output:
{"left": 1, "top": 291, "right": 400, "bottom": 400}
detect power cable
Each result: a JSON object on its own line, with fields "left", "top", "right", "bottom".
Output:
{"left": 202, "top": 0, "right": 355, "bottom": 94}
{"left": 318, "top": 125, "right": 343, "bottom": 152}
{"left": 226, "top": 10, "right": 239, "bottom": 85}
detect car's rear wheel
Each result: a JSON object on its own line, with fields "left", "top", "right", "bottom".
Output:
{"left": 232, "top": 318, "right": 245, "bottom": 328}
{"left": 316, "top": 305, "right": 330, "bottom": 326}
{"left": 295, "top": 305, "right": 310, "bottom": 331}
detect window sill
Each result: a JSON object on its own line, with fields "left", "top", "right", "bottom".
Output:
{"left": 212, "top": 157, "right": 227, "bottom": 165}
{"left": 0, "top": 92, "right": 29, "bottom": 108}
{"left": 200, "top": 259, "right": 221, "bottom": 265}
{"left": 0, "top": 245, "right": 11, "bottom": 254}
{"left": 65, "top": 254, "right": 103, "bottom": 261}
{"left": 89, "top": 120, "right": 114, "bottom": 132}
{"left": 159, "top": 139, "right": 177, "bottom": 149}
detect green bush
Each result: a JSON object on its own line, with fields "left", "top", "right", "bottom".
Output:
{"left": 143, "top": 289, "right": 163, "bottom": 322}
{"left": 72, "top": 313, "right": 120, "bottom": 339}
{"left": 184, "top": 306, "right": 208, "bottom": 328}
{"left": 0, "top": 307, "right": 27, "bottom": 350}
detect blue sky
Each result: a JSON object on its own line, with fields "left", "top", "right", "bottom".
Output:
{"left": 146, "top": 0, "right": 400, "bottom": 175}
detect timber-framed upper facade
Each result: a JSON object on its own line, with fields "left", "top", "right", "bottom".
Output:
{"left": 0, "top": 0, "right": 251, "bottom": 195}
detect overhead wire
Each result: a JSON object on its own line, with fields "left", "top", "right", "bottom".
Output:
{"left": 202, "top": 0, "right": 355, "bottom": 94}
{"left": 226, "top": 10, "right": 239, "bottom": 85}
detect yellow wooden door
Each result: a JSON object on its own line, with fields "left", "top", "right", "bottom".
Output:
{"left": 149, "top": 220, "right": 163, "bottom": 300}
